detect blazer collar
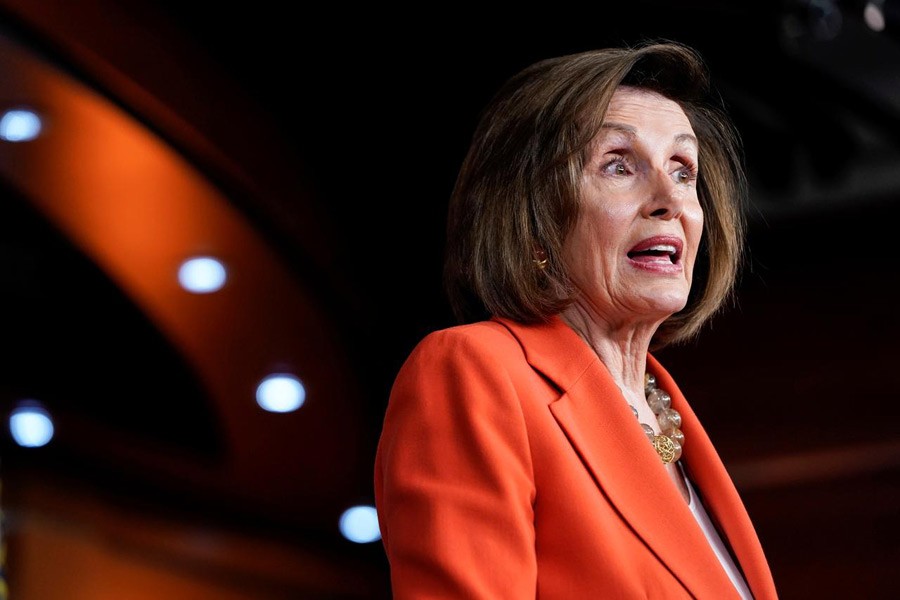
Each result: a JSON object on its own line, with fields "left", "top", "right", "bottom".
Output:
{"left": 650, "top": 354, "right": 777, "bottom": 599}
{"left": 494, "top": 315, "right": 775, "bottom": 600}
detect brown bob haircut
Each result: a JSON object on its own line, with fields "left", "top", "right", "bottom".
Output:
{"left": 443, "top": 40, "right": 747, "bottom": 349}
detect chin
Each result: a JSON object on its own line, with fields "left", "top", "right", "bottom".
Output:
{"left": 642, "top": 291, "right": 690, "bottom": 317}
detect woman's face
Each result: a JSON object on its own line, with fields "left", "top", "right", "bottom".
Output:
{"left": 562, "top": 85, "right": 704, "bottom": 327}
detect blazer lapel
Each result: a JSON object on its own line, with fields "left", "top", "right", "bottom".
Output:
{"left": 650, "top": 355, "right": 778, "bottom": 599}
{"left": 496, "top": 316, "right": 745, "bottom": 599}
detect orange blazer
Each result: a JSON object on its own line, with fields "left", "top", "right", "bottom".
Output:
{"left": 374, "top": 315, "right": 778, "bottom": 599}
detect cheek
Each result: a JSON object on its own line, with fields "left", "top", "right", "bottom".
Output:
{"left": 681, "top": 196, "right": 704, "bottom": 234}
{"left": 563, "top": 219, "right": 614, "bottom": 277}
{"left": 684, "top": 201, "right": 704, "bottom": 261}
{"left": 581, "top": 200, "right": 630, "bottom": 243}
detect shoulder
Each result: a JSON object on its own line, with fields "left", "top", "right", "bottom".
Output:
{"left": 391, "top": 319, "right": 529, "bottom": 395}
{"left": 397, "top": 319, "right": 532, "bottom": 380}
{"left": 410, "top": 319, "right": 521, "bottom": 359}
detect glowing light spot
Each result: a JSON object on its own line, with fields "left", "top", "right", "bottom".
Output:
{"left": 0, "top": 109, "right": 42, "bottom": 142}
{"left": 864, "top": 2, "right": 886, "bottom": 31}
{"left": 9, "top": 403, "right": 54, "bottom": 447}
{"left": 256, "top": 373, "right": 305, "bottom": 413}
{"left": 339, "top": 505, "right": 381, "bottom": 543}
{"left": 178, "top": 256, "right": 227, "bottom": 293}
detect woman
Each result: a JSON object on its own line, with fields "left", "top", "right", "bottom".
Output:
{"left": 374, "top": 40, "right": 778, "bottom": 599}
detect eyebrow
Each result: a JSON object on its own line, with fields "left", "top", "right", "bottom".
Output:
{"left": 599, "top": 122, "right": 698, "bottom": 149}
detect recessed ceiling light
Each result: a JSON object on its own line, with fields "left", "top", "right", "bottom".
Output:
{"left": 256, "top": 373, "right": 306, "bottom": 413}
{"left": 339, "top": 505, "right": 381, "bottom": 543}
{"left": 0, "top": 108, "right": 42, "bottom": 142}
{"left": 178, "top": 256, "right": 227, "bottom": 293}
{"left": 9, "top": 401, "right": 54, "bottom": 447}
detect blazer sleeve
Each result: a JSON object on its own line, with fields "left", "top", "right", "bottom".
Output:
{"left": 374, "top": 327, "right": 538, "bottom": 599}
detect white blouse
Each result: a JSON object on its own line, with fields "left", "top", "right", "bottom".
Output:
{"left": 683, "top": 468, "right": 755, "bottom": 599}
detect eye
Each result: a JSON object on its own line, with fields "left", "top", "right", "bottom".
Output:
{"left": 674, "top": 163, "right": 698, "bottom": 184}
{"left": 601, "top": 156, "right": 632, "bottom": 176}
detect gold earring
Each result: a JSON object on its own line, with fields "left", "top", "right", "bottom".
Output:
{"left": 533, "top": 249, "right": 548, "bottom": 270}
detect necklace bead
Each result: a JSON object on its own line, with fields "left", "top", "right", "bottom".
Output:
{"left": 639, "top": 373, "right": 684, "bottom": 464}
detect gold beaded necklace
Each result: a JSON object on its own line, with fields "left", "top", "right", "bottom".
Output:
{"left": 630, "top": 373, "right": 684, "bottom": 464}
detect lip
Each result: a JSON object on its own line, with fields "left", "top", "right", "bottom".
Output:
{"left": 626, "top": 235, "right": 684, "bottom": 274}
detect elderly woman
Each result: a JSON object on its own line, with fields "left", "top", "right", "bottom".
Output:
{"left": 374, "top": 41, "right": 779, "bottom": 599}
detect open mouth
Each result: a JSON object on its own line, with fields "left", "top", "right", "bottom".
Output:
{"left": 627, "top": 238, "right": 683, "bottom": 264}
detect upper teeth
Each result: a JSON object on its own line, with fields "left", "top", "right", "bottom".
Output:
{"left": 648, "top": 244, "right": 677, "bottom": 254}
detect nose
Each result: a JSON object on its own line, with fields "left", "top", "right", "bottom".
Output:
{"left": 642, "top": 167, "right": 684, "bottom": 220}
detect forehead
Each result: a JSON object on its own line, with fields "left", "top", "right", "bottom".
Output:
{"left": 602, "top": 86, "right": 694, "bottom": 133}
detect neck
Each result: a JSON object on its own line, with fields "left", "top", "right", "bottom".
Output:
{"left": 558, "top": 303, "right": 663, "bottom": 403}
